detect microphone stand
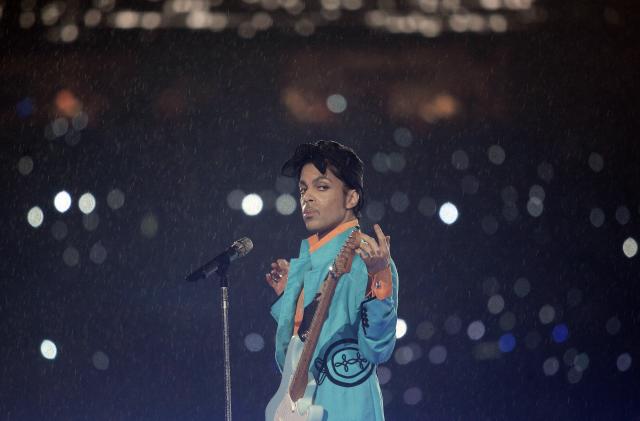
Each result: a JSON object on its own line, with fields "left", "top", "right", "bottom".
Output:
{"left": 215, "top": 260, "right": 233, "bottom": 421}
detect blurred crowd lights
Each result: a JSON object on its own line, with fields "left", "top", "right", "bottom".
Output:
{"left": 11, "top": 0, "right": 542, "bottom": 42}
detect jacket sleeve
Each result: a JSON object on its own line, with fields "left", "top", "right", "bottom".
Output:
{"left": 347, "top": 258, "right": 399, "bottom": 364}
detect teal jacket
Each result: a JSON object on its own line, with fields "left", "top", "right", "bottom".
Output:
{"left": 270, "top": 225, "right": 399, "bottom": 421}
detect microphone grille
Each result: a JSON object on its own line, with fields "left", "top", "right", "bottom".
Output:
{"left": 232, "top": 237, "right": 253, "bottom": 258}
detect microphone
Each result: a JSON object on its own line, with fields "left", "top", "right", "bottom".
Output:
{"left": 186, "top": 237, "right": 253, "bottom": 282}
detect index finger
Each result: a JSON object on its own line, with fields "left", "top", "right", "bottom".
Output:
{"left": 373, "top": 224, "right": 387, "bottom": 247}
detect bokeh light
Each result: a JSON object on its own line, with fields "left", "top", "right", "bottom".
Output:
{"left": 92, "top": 351, "right": 110, "bottom": 370}
{"left": 244, "top": 333, "right": 265, "bottom": 352}
{"left": 275, "top": 194, "right": 297, "bottom": 215}
{"left": 498, "top": 333, "right": 516, "bottom": 352}
{"left": 54, "top": 191, "right": 72, "bottom": 213}
{"left": 467, "top": 320, "right": 486, "bottom": 340}
{"left": 438, "top": 202, "right": 459, "bottom": 225}
{"left": 396, "top": 318, "right": 407, "bottom": 339}
{"left": 428, "top": 345, "right": 447, "bottom": 364}
{"left": 552, "top": 323, "right": 569, "bottom": 343}
{"left": 40, "top": 339, "right": 57, "bottom": 360}
{"left": 27, "top": 206, "right": 44, "bottom": 228}
{"left": 622, "top": 237, "right": 637, "bottom": 258}
{"left": 616, "top": 353, "right": 632, "bottom": 372}
{"left": 326, "top": 94, "right": 347, "bottom": 113}
{"left": 78, "top": 192, "right": 97, "bottom": 214}
{"left": 241, "top": 193, "right": 263, "bottom": 216}
{"left": 106, "top": 188, "right": 125, "bottom": 210}
{"left": 17, "top": 156, "right": 34, "bottom": 175}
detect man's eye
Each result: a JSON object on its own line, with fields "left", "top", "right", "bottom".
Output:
{"left": 317, "top": 185, "right": 328, "bottom": 190}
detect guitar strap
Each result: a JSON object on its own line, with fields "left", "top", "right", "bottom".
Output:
{"left": 297, "top": 295, "right": 320, "bottom": 342}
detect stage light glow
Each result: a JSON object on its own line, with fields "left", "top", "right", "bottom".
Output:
{"left": 78, "top": 192, "right": 96, "bottom": 214}
{"left": 403, "top": 387, "right": 423, "bottom": 405}
{"left": 567, "top": 367, "right": 583, "bottom": 384}
{"left": 40, "top": 339, "right": 57, "bottom": 360}
{"left": 115, "top": 10, "right": 139, "bottom": 29}
{"left": 140, "top": 213, "right": 159, "bottom": 238}
{"left": 416, "top": 320, "right": 435, "bottom": 340}
{"left": 487, "top": 294, "right": 504, "bottom": 314}
{"left": 573, "top": 353, "right": 589, "bottom": 372}
{"left": 275, "top": 194, "right": 297, "bottom": 215}
{"left": 438, "top": 202, "right": 458, "bottom": 224}
{"left": 467, "top": 320, "right": 485, "bottom": 340}
{"left": 617, "top": 353, "right": 632, "bottom": 372}
{"left": 589, "top": 208, "right": 605, "bottom": 227}
{"left": 84, "top": 9, "right": 102, "bottom": 27}
{"left": 480, "top": 0, "right": 500, "bottom": 10}
{"left": 552, "top": 323, "right": 569, "bottom": 343}
{"left": 241, "top": 193, "right": 263, "bottom": 216}
{"left": 376, "top": 366, "right": 392, "bottom": 385}
{"left": 543, "top": 356, "right": 560, "bottom": 376}
{"left": 92, "top": 351, "right": 110, "bottom": 370}
{"left": 539, "top": 304, "right": 555, "bottom": 324}
{"left": 19, "top": 11, "right": 36, "bottom": 28}
{"left": 622, "top": 237, "right": 637, "bottom": 258}
{"left": 472, "top": 341, "right": 500, "bottom": 360}
{"left": 244, "top": 333, "right": 265, "bottom": 352}
{"left": 488, "top": 14, "right": 507, "bottom": 32}
{"left": 444, "top": 315, "right": 461, "bottom": 335}
{"left": 418, "top": 197, "right": 437, "bottom": 217}
{"left": 394, "top": 345, "right": 414, "bottom": 365}
{"left": 502, "top": 203, "right": 519, "bottom": 221}
{"left": 251, "top": 12, "right": 273, "bottom": 30}
{"left": 428, "top": 345, "right": 447, "bottom": 364}
{"left": 451, "top": 149, "right": 469, "bottom": 170}
{"left": 141, "top": 12, "right": 162, "bottom": 29}
{"left": 226, "top": 189, "right": 245, "bottom": 210}
{"left": 54, "top": 191, "right": 72, "bottom": 213}
{"left": 513, "top": 277, "right": 530, "bottom": 297}
{"left": 83, "top": 213, "right": 100, "bottom": 231}
{"left": 393, "top": 127, "right": 413, "bottom": 147}
{"left": 529, "top": 184, "right": 545, "bottom": 201}
{"left": 52, "top": 117, "right": 69, "bottom": 137}
{"left": 326, "top": 94, "right": 347, "bottom": 113}
{"left": 481, "top": 215, "right": 498, "bottom": 235}
{"left": 499, "top": 311, "right": 516, "bottom": 331}
{"left": 498, "top": 333, "right": 516, "bottom": 352}
{"left": 365, "top": 200, "right": 385, "bottom": 222}
{"left": 107, "top": 189, "right": 124, "bottom": 210}
{"left": 372, "top": 152, "right": 390, "bottom": 173}
{"left": 501, "top": 185, "right": 518, "bottom": 203}
{"left": 41, "top": 3, "right": 61, "bottom": 25}
{"left": 526, "top": 197, "right": 544, "bottom": 217}
{"left": 387, "top": 152, "right": 406, "bottom": 172}
{"left": 588, "top": 152, "right": 604, "bottom": 172}
{"left": 483, "top": 277, "right": 500, "bottom": 295}
{"left": 27, "top": 206, "right": 44, "bottom": 228}
{"left": 606, "top": 316, "right": 621, "bottom": 335}
{"left": 72, "top": 112, "right": 89, "bottom": 130}
{"left": 537, "top": 161, "right": 554, "bottom": 183}
{"left": 90, "top": 242, "right": 108, "bottom": 264}
{"left": 51, "top": 220, "right": 68, "bottom": 241}
{"left": 63, "top": 246, "right": 80, "bottom": 267}
{"left": 396, "top": 318, "right": 407, "bottom": 339}
{"left": 61, "top": 24, "right": 79, "bottom": 42}
{"left": 390, "top": 192, "right": 409, "bottom": 213}
{"left": 615, "top": 206, "right": 630, "bottom": 225}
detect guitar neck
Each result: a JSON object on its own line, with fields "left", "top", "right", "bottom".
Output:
{"left": 288, "top": 272, "right": 339, "bottom": 402}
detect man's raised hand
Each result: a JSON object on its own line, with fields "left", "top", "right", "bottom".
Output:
{"left": 265, "top": 258, "right": 289, "bottom": 296}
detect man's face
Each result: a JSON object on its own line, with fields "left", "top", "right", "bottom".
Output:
{"left": 298, "top": 163, "right": 357, "bottom": 237}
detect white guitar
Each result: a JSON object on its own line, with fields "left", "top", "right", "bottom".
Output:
{"left": 265, "top": 231, "right": 361, "bottom": 421}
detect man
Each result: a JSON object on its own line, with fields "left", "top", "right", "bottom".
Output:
{"left": 265, "top": 140, "right": 399, "bottom": 421}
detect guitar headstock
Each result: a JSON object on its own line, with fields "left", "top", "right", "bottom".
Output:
{"left": 330, "top": 230, "right": 362, "bottom": 279}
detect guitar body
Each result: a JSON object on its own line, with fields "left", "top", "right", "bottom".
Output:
{"left": 265, "top": 336, "right": 324, "bottom": 421}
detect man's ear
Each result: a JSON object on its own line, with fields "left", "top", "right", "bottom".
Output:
{"left": 345, "top": 189, "right": 359, "bottom": 211}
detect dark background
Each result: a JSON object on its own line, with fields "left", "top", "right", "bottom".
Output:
{"left": 1, "top": 0, "right": 639, "bottom": 419}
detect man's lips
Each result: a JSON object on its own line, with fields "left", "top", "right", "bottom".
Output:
{"left": 303, "top": 209, "right": 317, "bottom": 218}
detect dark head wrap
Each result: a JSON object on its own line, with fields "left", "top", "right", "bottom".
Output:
{"left": 281, "top": 140, "right": 365, "bottom": 217}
